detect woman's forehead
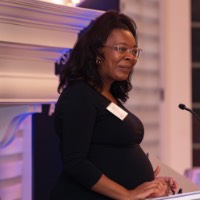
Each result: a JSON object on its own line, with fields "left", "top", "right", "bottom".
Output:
{"left": 105, "top": 29, "right": 136, "bottom": 46}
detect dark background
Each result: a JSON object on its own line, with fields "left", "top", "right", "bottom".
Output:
{"left": 192, "top": 0, "right": 200, "bottom": 166}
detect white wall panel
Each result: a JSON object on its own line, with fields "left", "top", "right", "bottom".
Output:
{"left": 121, "top": 0, "right": 192, "bottom": 175}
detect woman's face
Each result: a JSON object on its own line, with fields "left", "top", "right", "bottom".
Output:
{"left": 98, "top": 28, "right": 138, "bottom": 86}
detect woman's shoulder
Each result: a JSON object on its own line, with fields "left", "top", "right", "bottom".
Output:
{"left": 58, "top": 80, "right": 97, "bottom": 102}
{"left": 63, "top": 80, "right": 93, "bottom": 94}
{"left": 54, "top": 80, "right": 98, "bottom": 117}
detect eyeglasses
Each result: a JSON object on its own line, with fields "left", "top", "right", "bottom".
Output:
{"left": 103, "top": 45, "right": 142, "bottom": 58}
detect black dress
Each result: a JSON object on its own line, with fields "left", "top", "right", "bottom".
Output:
{"left": 50, "top": 80, "right": 154, "bottom": 200}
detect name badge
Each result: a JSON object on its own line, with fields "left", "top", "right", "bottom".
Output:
{"left": 106, "top": 102, "right": 128, "bottom": 121}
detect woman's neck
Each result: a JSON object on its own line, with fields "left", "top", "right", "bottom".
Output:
{"left": 101, "top": 87, "right": 118, "bottom": 104}
{"left": 89, "top": 80, "right": 118, "bottom": 104}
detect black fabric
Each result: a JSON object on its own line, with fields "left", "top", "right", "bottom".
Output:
{"left": 50, "top": 80, "right": 154, "bottom": 199}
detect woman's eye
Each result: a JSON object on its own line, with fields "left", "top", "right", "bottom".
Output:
{"left": 132, "top": 50, "right": 137, "bottom": 55}
{"left": 118, "top": 47, "right": 127, "bottom": 53}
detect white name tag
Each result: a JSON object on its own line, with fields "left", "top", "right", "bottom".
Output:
{"left": 106, "top": 102, "right": 128, "bottom": 121}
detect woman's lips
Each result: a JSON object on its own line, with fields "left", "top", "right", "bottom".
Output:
{"left": 118, "top": 65, "right": 132, "bottom": 73}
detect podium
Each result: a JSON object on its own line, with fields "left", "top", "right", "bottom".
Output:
{"left": 148, "top": 191, "right": 200, "bottom": 199}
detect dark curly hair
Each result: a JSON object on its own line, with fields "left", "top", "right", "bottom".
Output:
{"left": 58, "top": 10, "right": 138, "bottom": 102}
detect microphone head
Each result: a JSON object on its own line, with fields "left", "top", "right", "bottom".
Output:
{"left": 179, "top": 104, "right": 186, "bottom": 110}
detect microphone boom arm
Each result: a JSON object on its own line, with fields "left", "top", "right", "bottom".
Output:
{"left": 179, "top": 103, "right": 200, "bottom": 121}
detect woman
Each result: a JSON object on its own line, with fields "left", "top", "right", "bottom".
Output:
{"left": 51, "top": 10, "right": 177, "bottom": 200}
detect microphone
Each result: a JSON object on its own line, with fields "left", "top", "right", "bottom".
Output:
{"left": 178, "top": 104, "right": 200, "bottom": 121}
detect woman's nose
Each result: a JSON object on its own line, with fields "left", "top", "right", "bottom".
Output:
{"left": 124, "top": 52, "right": 136, "bottom": 61}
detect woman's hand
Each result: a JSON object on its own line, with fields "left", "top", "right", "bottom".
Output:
{"left": 128, "top": 179, "right": 168, "bottom": 200}
{"left": 154, "top": 165, "right": 178, "bottom": 196}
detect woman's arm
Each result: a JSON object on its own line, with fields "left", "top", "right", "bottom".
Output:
{"left": 92, "top": 174, "right": 167, "bottom": 200}
{"left": 55, "top": 83, "right": 102, "bottom": 188}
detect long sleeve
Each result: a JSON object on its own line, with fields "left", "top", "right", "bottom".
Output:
{"left": 54, "top": 81, "right": 102, "bottom": 188}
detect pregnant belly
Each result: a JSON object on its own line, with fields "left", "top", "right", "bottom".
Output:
{"left": 88, "top": 144, "right": 154, "bottom": 189}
